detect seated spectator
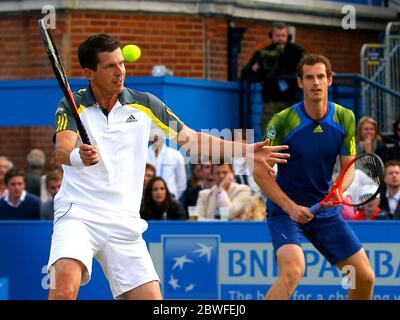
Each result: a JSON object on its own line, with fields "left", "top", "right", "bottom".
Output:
{"left": 0, "top": 167, "right": 40, "bottom": 220}
{"left": 147, "top": 136, "right": 187, "bottom": 199}
{"left": 40, "top": 170, "right": 63, "bottom": 220}
{"left": 196, "top": 163, "right": 251, "bottom": 220}
{"left": 144, "top": 163, "right": 156, "bottom": 191}
{"left": 140, "top": 163, "right": 157, "bottom": 213}
{"left": 386, "top": 119, "right": 400, "bottom": 161}
{"left": 380, "top": 160, "right": 400, "bottom": 219}
{"left": 0, "top": 156, "right": 13, "bottom": 197}
{"left": 25, "top": 149, "right": 46, "bottom": 197}
{"left": 233, "top": 129, "right": 262, "bottom": 195}
{"left": 353, "top": 185, "right": 390, "bottom": 220}
{"left": 356, "top": 116, "right": 388, "bottom": 162}
{"left": 182, "top": 164, "right": 205, "bottom": 214}
{"left": 40, "top": 159, "right": 62, "bottom": 202}
{"left": 141, "top": 177, "right": 186, "bottom": 220}
{"left": 202, "top": 162, "right": 213, "bottom": 182}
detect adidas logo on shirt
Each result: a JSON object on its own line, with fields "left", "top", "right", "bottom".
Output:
{"left": 313, "top": 124, "right": 324, "bottom": 133}
{"left": 126, "top": 114, "right": 137, "bottom": 123}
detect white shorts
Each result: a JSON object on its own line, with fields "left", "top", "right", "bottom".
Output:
{"left": 47, "top": 202, "right": 160, "bottom": 299}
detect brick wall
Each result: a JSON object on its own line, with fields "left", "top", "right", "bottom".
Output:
{"left": 0, "top": 126, "right": 54, "bottom": 171}
{"left": 0, "top": 12, "right": 379, "bottom": 81}
{"left": 0, "top": 12, "right": 70, "bottom": 80}
{"left": 205, "top": 17, "right": 228, "bottom": 81}
{"left": 0, "top": 11, "right": 380, "bottom": 170}
{"left": 69, "top": 12, "right": 206, "bottom": 79}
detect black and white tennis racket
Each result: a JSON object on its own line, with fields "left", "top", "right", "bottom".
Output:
{"left": 38, "top": 18, "right": 91, "bottom": 145}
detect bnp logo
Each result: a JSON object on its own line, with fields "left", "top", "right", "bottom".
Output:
{"left": 162, "top": 235, "right": 220, "bottom": 299}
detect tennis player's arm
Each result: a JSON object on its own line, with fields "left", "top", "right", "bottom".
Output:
{"left": 253, "top": 161, "right": 313, "bottom": 223}
{"left": 54, "top": 101, "right": 99, "bottom": 166}
{"left": 55, "top": 130, "right": 78, "bottom": 166}
{"left": 253, "top": 162, "right": 294, "bottom": 212}
{"left": 146, "top": 93, "right": 288, "bottom": 165}
{"left": 55, "top": 131, "right": 99, "bottom": 166}
{"left": 340, "top": 155, "right": 355, "bottom": 170}
{"left": 174, "top": 126, "right": 247, "bottom": 159}
{"left": 174, "top": 126, "right": 289, "bottom": 166}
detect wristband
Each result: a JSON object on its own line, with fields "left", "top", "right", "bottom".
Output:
{"left": 69, "top": 148, "right": 85, "bottom": 168}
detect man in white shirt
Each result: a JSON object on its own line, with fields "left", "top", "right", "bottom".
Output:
{"left": 380, "top": 160, "right": 400, "bottom": 219}
{"left": 47, "top": 33, "right": 290, "bottom": 300}
{"left": 147, "top": 136, "right": 186, "bottom": 199}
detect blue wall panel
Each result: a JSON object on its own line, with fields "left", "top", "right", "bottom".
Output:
{"left": 0, "top": 221, "right": 399, "bottom": 300}
{"left": 0, "top": 77, "right": 239, "bottom": 132}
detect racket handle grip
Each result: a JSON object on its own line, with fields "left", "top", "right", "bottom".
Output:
{"left": 309, "top": 202, "right": 322, "bottom": 214}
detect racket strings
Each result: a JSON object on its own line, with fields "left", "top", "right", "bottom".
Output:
{"left": 341, "top": 155, "right": 383, "bottom": 206}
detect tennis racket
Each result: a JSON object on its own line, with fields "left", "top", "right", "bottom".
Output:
{"left": 309, "top": 153, "right": 385, "bottom": 214}
{"left": 38, "top": 18, "right": 91, "bottom": 145}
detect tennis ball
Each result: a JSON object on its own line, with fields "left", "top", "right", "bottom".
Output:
{"left": 122, "top": 44, "right": 141, "bottom": 62}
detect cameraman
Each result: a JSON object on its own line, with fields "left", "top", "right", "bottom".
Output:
{"left": 241, "top": 22, "right": 306, "bottom": 130}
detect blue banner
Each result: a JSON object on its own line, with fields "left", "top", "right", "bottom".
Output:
{"left": 0, "top": 221, "right": 399, "bottom": 300}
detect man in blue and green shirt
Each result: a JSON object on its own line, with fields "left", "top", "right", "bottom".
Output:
{"left": 254, "top": 54, "right": 375, "bottom": 300}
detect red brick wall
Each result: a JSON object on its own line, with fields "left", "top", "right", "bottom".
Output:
{"left": 0, "top": 12, "right": 379, "bottom": 81}
{"left": 205, "top": 17, "right": 228, "bottom": 81}
{"left": 69, "top": 12, "right": 206, "bottom": 79}
{"left": 0, "top": 11, "right": 380, "bottom": 170}
{"left": 0, "top": 126, "right": 54, "bottom": 171}
{"left": 0, "top": 12, "right": 70, "bottom": 80}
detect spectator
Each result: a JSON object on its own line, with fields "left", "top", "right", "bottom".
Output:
{"left": 380, "top": 160, "right": 400, "bottom": 219}
{"left": 201, "top": 161, "right": 214, "bottom": 189}
{"left": 196, "top": 163, "right": 251, "bottom": 220}
{"left": 141, "top": 177, "right": 186, "bottom": 220}
{"left": 147, "top": 136, "right": 187, "bottom": 200}
{"left": 25, "top": 149, "right": 46, "bottom": 197}
{"left": 144, "top": 163, "right": 156, "bottom": 191}
{"left": 241, "top": 22, "right": 306, "bottom": 128}
{"left": 0, "top": 156, "right": 13, "bottom": 197}
{"left": 0, "top": 167, "right": 40, "bottom": 220}
{"left": 181, "top": 164, "right": 205, "bottom": 214}
{"left": 233, "top": 129, "right": 262, "bottom": 195}
{"left": 353, "top": 186, "right": 390, "bottom": 220}
{"left": 386, "top": 118, "right": 400, "bottom": 161}
{"left": 140, "top": 163, "right": 157, "bottom": 214}
{"left": 40, "top": 170, "right": 63, "bottom": 220}
{"left": 40, "top": 159, "right": 62, "bottom": 202}
{"left": 356, "top": 116, "right": 388, "bottom": 162}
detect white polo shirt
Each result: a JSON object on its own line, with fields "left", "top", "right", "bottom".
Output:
{"left": 53, "top": 87, "right": 184, "bottom": 218}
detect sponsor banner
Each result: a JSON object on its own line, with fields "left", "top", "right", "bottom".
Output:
{"left": 0, "top": 221, "right": 399, "bottom": 299}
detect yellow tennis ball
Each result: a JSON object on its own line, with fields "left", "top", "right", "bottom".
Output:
{"left": 122, "top": 44, "right": 141, "bottom": 62}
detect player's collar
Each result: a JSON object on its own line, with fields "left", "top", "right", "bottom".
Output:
{"left": 81, "top": 86, "right": 132, "bottom": 107}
